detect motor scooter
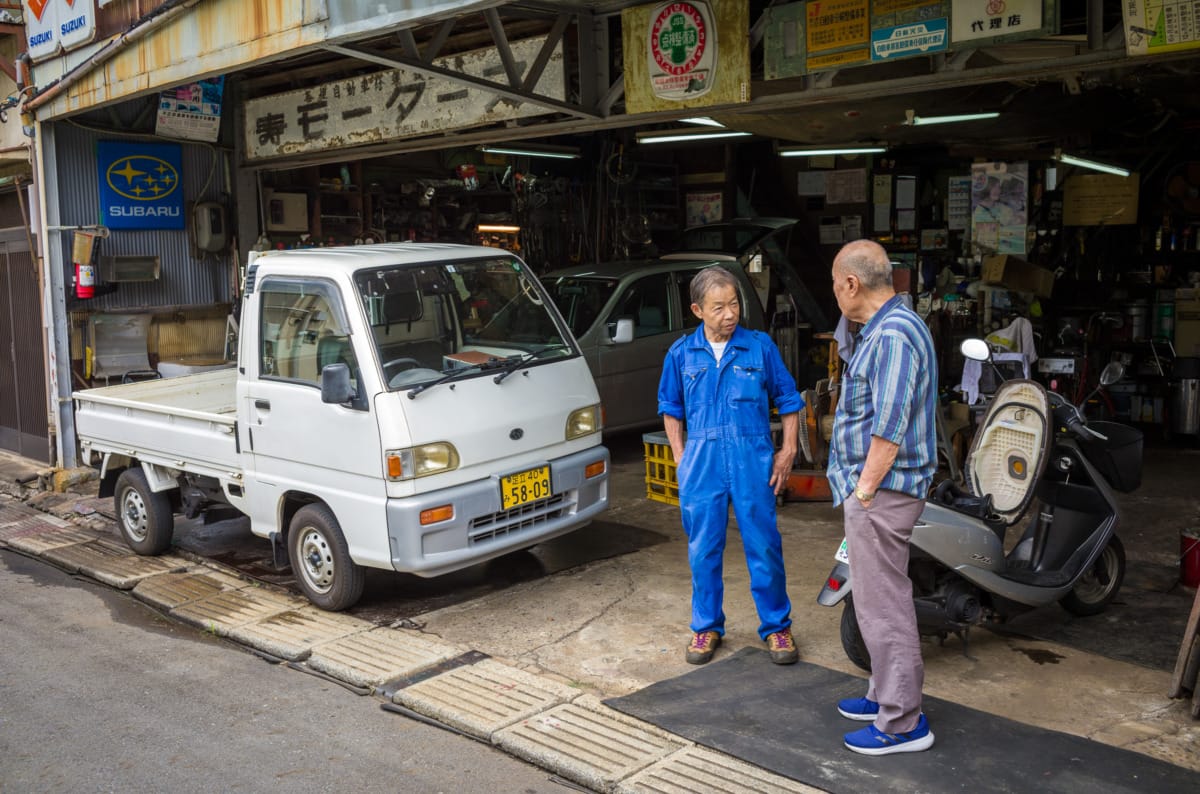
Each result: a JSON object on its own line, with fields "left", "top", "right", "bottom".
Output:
{"left": 818, "top": 338, "right": 1143, "bottom": 671}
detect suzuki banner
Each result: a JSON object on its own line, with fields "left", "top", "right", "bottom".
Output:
{"left": 23, "top": 0, "right": 98, "bottom": 63}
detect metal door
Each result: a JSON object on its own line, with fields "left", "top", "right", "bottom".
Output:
{"left": 0, "top": 229, "right": 51, "bottom": 462}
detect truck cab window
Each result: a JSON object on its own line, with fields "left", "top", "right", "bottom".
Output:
{"left": 259, "top": 279, "right": 357, "bottom": 388}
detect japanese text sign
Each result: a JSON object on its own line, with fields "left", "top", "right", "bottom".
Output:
{"left": 243, "top": 37, "right": 564, "bottom": 161}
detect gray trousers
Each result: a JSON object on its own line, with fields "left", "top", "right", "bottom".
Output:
{"left": 844, "top": 489, "right": 926, "bottom": 733}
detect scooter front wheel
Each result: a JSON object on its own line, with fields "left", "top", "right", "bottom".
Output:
{"left": 1060, "top": 535, "right": 1126, "bottom": 617}
{"left": 840, "top": 597, "right": 873, "bottom": 672}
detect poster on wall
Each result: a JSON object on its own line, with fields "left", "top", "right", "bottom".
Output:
{"left": 97, "top": 141, "right": 185, "bottom": 230}
{"left": 686, "top": 191, "right": 723, "bottom": 226}
{"left": 1123, "top": 0, "right": 1200, "bottom": 56}
{"left": 646, "top": 1, "right": 718, "bottom": 100}
{"left": 947, "top": 175, "right": 972, "bottom": 230}
{"left": 156, "top": 77, "right": 225, "bottom": 142}
{"left": 970, "top": 162, "right": 1028, "bottom": 253}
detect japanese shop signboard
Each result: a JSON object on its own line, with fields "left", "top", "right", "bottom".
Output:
{"left": 950, "top": 0, "right": 1054, "bottom": 46}
{"left": 23, "top": 0, "right": 97, "bottom": 62}
{"left": 1123, "top": 0, "right": 1200, "bottom": 56}
{"left": 243, "top": 37, "right": 564, "bottom": 162}
{"left": 97, "top": 141, "right": 185, "bottom": 230}
{"left": 646, "top": 2, "right": 718, "bottom": 100}
{"left": 623, "top": 0, "right": 749, "bottom": 113}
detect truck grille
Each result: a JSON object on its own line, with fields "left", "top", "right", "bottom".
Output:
{"left": 468, "top": 493, "right": 570, "bottom": 544}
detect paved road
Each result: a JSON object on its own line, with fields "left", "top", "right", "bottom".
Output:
{"left": 0, "top": 549, "right": 567, "bottom": 793}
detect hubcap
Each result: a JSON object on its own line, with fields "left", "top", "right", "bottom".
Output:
{"left": 297, "top": 528, "right": 334, "bottom": 594}
{"left": 121, "top": 489, "right": 148, "bottom": 541}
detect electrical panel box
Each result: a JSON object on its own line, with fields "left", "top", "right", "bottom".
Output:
{"left": 193, "top": 201, "right": 227, "bottom": 252}
{"left": 265, "top": 190, "right": 309, "bottom": 232}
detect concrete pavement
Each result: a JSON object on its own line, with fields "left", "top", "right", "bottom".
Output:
{"left": 2, "top": 444, "right": 1198, "bottom": 791}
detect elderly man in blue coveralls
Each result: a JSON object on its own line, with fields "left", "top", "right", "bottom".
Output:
{"left": 827, "top": 239, "right": 938, "bottom": 756}
{"left": 658, "top": 266, "right": 803, "bottom": 666}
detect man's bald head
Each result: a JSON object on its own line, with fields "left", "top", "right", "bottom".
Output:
{"left": 833, "top": 239, "right": 894, "bottom": 293}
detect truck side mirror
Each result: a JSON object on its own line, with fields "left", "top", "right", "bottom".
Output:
{"left": 611, "top": 318, "right": 634, "bottom": 344}
{"left": 320, "top": 363, "right": 355, "bottom": 404}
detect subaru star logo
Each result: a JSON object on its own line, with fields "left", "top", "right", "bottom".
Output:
{"left": 106, "top": 156, "right": 180, "bottom": 201}
{"left": 510, "top": 428, "right": 524, "bottom": 441}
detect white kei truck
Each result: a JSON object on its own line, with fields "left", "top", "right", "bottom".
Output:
{"left": 73, "top": 244, "right": 611, "bottom": 610}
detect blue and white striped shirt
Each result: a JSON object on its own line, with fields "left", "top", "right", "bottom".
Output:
{"left": 827, "top": 295, "right": 938, "bottom": 506}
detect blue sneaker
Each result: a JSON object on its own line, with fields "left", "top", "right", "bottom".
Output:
{"left": 844, "top": 714, "right": 934, "bottom": 756}
{"left": 837, "top": 696, "right": 879, "bottom": 721}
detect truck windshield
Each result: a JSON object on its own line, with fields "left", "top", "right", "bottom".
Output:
{"left": 354, "top": 256, "right": 575, "bottom": 390}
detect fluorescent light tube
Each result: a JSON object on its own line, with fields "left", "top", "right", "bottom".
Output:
{"left": 779, "top": 146, "right": 886, "bottom": 157}
{"left": 479, "top": 144, "right": 580, "bottom": 160}
{"left": 1054, "top": 151, "right": 1130, "bottom": 178}
{"left": 477, "top": 224, "right": 521, "bottom": 233}
{"left": 905, "top": 111, "right": 999, "bottom": 126}
{"left": 679, "top": 117, "right": 725, "bottom": 127}
{"left": 636, "top": 130, "right": 751, "bottom": 144}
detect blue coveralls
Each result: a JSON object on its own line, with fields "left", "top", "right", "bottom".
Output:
{"left": 658, "top": 324, "right": 803, "bottom": 640}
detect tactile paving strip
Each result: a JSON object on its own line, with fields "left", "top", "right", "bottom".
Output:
{"left": 306, "top": 628, "right": 463, "bottom": 689}
{"left": 617, "top": 745, "right": 822, "bottom": 794}
{"left": 495, "top": 695, "right": 686, "bottom": 793}
{"left": 132, "top": 569, "right": 252, "bottom": 610}
{"left": 5, "top": 525, "right": 104, "bottom": 555}
{"left": 395, "top": 659, "right": 580, "bottom": 740}
{"left": 170, "top": 587, "right": 297, "bottom": 634}
{"left": 40, "top": 538, "right": 188, "bottom": 588}
{"left": 226, "top": 608, "right": 373, "bottom": 661}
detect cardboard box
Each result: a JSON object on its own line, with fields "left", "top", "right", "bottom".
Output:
{"left": 1175, "top": 298, "right": 1200, "bottom": 356}
{"left": 980, "top": 255, "right": 1056, "bottom": 298}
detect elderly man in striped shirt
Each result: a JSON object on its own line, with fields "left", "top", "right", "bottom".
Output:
{"left": 826, "top": 239, "right": 938, "bottom": 756}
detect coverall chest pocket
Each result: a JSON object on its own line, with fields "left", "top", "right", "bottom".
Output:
{"left": 682, "top": 365, "right": 710, "bottom": 404}
{"left": 730, "top": 364, "right": 765, "bottom": 403}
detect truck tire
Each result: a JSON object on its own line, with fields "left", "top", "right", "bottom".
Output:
{"left": 289, "top": 504, "right": 365, "bottom": 611}
{"left": 114, "top": 468, "right": 175, "bottom": 555}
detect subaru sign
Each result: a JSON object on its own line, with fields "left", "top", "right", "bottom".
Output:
{"left": 98, "top": 141, "right": 185, "bottom": 230}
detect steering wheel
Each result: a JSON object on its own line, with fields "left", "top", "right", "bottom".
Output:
{"left": 382, "top": 357, "right": 423, "bottom": 381}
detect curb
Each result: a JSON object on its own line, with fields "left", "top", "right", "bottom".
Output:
{"left": 0, "top": 489, "right": 821, "bottom": 794}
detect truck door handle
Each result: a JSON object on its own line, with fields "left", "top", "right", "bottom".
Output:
{"left": 254, "top": 399, "right": 270, "bottom": 410}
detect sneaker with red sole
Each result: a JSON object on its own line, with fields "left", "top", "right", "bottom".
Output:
{"left": 685, "top": 631, "right": 721, "bottom": 664}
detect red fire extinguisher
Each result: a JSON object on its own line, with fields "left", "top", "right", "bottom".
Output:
{"left": 75, "top": 261, "right": 95, "bottom": 299}
{"left": 73, "top": 230, "right": 97, "bottom": 299}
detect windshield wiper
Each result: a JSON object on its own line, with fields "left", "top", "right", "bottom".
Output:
{"left": 407, "top": 356, "right": 515, "bottom": 399}
{"left": 493, "top": 347, "right": 568, "bottom": 384}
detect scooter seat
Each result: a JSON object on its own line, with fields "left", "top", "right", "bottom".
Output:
{"left": 933, "top": 479, "right": 996, "bottom": 521}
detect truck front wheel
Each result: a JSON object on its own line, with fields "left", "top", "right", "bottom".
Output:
{"left": 114, "top": 468, "right": 175, "bottom": 555}
{"left": 288, "top": 504, "right": 365, "bottom": 611}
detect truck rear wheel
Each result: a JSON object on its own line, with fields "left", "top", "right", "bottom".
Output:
{"left": 289, "top": 504, "right": 364, "bottom": 611}
{"left": 114, "top": 468, "right": 175, "bottom": 555}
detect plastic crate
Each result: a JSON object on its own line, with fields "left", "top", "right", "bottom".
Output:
{"left": 643, "top": 431, "right": 679, "bottom": 506}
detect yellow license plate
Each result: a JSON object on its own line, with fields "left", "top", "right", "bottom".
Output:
{"left": 501, "top": 465, "right": 551, "bottom": 510}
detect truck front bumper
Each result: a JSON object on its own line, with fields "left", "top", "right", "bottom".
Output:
{"left": 385, "top": 446, "right": 610, "bottom": 577}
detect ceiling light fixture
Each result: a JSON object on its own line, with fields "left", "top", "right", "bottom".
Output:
{"left": 679, "top": 117, "right": 725, "bottom": 127}
{"left": 778, "top": 145, "right": 887, "bottom": 157}
{"left": 636, "top": 129, "right": 752, "bottom": 144}
{"left": 904, "top": 110, "right": 1000, "bottom": 126}
{"left": 1053, "top": 149, "right": 1130, "bottom": 178}
{"left": 477, "top": 224, "right": 521, "bottom": 234}
{"left": 478, "top": 144, "right": 580, "bottom": 160}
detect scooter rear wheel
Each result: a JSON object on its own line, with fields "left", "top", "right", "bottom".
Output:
{"left": 1060, "top": 535, "right": 1125, "bottom": 617}
{"left": 840, "top": 597, "right": 873, "bottom": 672}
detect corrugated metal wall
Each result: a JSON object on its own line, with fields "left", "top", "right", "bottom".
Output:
{"left": 0, "top": 225, "right": 51, "bottom": 463}
{"left": 53, "top": 121, "right": 233, "bottom": 311}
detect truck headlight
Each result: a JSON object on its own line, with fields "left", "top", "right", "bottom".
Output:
{"left": 565, "top": 404, "right": 601, "bottom": 440}
{"left": 385, "top": 442, "right": 460, "bottom": 480}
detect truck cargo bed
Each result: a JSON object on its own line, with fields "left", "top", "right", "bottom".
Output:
{"left": 73, "top": 368, "right": 240, "bottom": 478}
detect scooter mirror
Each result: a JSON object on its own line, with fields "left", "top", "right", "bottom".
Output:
{"left": 1099, "top": 361, "right": 1125, "bottom": 386}
{"left": 960, "top": 338, "right": 991, "bottom": 362}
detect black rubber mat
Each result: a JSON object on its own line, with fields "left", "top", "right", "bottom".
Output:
{"left": 605, "top": 648, "right": 1200, "bottom": 793}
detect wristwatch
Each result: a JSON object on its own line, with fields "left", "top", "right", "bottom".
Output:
{"left": 854, "top": 486, "right": 875, "bottom": 504}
